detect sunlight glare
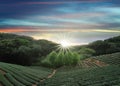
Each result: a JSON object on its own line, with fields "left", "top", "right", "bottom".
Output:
{"left": 60, "top": 40, "right": 71, "bottom": 48}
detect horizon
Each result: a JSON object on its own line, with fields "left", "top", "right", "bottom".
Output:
{"left": 1, "top": 32, "right": 119, "bottom": 46}
{"left": 0, "top": 0, "right": 120, "bottom": 45}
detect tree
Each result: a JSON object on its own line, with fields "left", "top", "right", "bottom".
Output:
{"left": 78, "top": 47, "right": 95, "bottom": 60}
{"left": 0, "top": 33, "right": 57, "bottom": 66}
{"left": 48, "top": 51, "right": 57, "bottom": 67}
{"left": 55, "top": 52, "right": 64, "bottom": 67}
{"left": 41, "top": 51, "right": 80, "bottom": 68}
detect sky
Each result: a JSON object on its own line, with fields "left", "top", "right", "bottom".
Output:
{"left": 0, "top": 0, "right": 120, "bottom": 45}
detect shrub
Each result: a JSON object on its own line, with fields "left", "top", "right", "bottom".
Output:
{"left": 41, "top": 51, "right": 80, "bottom": 68}
{"left": 55, "top": 52, "right": 64, "bottom": 67}
{"left": 48, "top": 51, "right": 57, "bottom": 66}
{"left": 78, "top": 47, "right": 95, "bottom": 60}
{"left": 0, "top": 73, "right": 13, "bottom": 86}
{"left": 41, "top": 57, "right": 51, "bottom": 67}
{"left": 72, "top": 52, "right": 80, "bottom": 65}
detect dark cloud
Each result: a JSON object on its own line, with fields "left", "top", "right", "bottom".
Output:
{"left": 0, "top": 0, "right": 120, "bottom": 44}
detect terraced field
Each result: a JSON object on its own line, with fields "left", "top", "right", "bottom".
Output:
{"left": 0, "top": 62, "right": 52, "bottom": 86}
{"left": 44, "top": 65, "right": 120, "bottom": 86}
{"left": 94, "top": 52, "right": 120, "bottom": 65}
{"left": 0, "top": 52, "right": 120, "bottom": 86}
{"left": 43, "top": 52, "right": 120, "bottom": 86}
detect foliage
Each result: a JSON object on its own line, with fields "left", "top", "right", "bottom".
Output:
{"left": 0, "top": 33, "right": 57, "bottom": 65}
{"left": 5, "top": 73, "right": 25, "bottom": 86}
{"left": 94, "top": 52, "right": 120, "bottom": 65}
{"left": 41, "top": 51, "right": 80, "bottom": 68}
{"left": 0, "top": 33, "right": 120, "bottom": 66}
{"left": 0, "top": 52, "right": 120, "bottom": 86}
{"left": 0, "top": 73, "right": 13, "bottom": 86}
{"left": 44, "top": 51, "right": 120, "bottom": 86}
{"left": 44, "top": 65, "right": 120, "bottom": 86}
{"left": 78, "top": 47, "right": 95, "bottom": 59}
{"left": 88, "top": 36, "right": 120, "bottom": 55}
{"left": 74, "top": 35, "right": 120, "bottom": 56}
{"left": 0, "top": 62, "right": 52, "bottom": 86}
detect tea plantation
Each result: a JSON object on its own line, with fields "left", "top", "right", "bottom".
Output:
{"left": 0, "top": 62, "right": 52, "bottom": 86}
{"left": 44, "top": 65, "right": 120, "bottom": 86}
{"left": 43, "top": 52, "right": 120, "bottom": 86}
{"left": 0, "top": 52, "right": 120, "bottom": 86}
{"left": 94, "top": 52, "right": 120, "bottom": 65}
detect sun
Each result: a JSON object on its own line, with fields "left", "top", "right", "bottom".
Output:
{"left": 55, "top": 33, "right": 73, "bottom": 52}
{"left": 56, "top": 39, "right": 72, "bottom": 52}
{"left": 60, "top": 40, "right": 71, "bottom": 48}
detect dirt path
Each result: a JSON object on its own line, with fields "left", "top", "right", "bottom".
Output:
{"left": 78, "top": 58, "right": 108, "bottom": 68}
{"left": 47, "top": 69, "right": 57, "bottom": 78}
{"left": 32, "top": 69, "right": 57, "bottom": 86}
{"left": 0, "top": 68, "right": 6, "bottom": 86}
{"left": 0, "top": 83, "right": 3, "bottom": 86}
{"left": 85, "top": 58, "right": 108, "bottom": 67}
{"left": 0, "top": 68, "right": 6, "bottom": 75}
{"left": 40, "top": 69, "right": 57, "bottom": 82}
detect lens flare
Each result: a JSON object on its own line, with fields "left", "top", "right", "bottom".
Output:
{"left": 55, "top": 33, "right": 73, "bottom": 52}
{"left": 60, "top": 40, "right": 71, "bottom": 48}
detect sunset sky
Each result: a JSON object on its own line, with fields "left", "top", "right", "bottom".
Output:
{"left": 0, "top": 0, "right": 120, "bottom": 45}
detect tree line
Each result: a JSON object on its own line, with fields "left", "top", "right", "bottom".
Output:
{"left": 0, "top": 33, "right": 57, "bottom": 65}
{"left": 0, "top": 33, "right": 120, "bottom": 66}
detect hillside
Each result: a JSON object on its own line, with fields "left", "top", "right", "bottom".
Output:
{"left": 74, "top": 35, "right": 120, "bottom": 56}
{"left": 0, "top": 33, "right": 120, "bottom": 66}
{"left": 0, "top": 33, "right": 57, "bottom": 65}
{"left": 0, "top": 62, "right": 52, "bottom": 86}
{"left": 44, "top": 65, "right": 120, "bottom": 86}
{"left": 0, "top": 52, "right": 120, "bottom": 86}
{"left": 94, "top": 52, "right": 120, "bottom": 65}
{"left": 43, "top": 52, "right": 120, "bottom": 86}
{"left": 0, "top": 33, "right": 120, "bottom": 86}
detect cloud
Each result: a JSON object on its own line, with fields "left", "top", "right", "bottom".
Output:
{"left": 0, "top": 27, "right": 120, "bottom": 33}
{"left": 0, "top": 19, "right": 52, "bottom": 27}
{"left": 20, "top": 0, "right": 106, "bottom": 5}
{"left": 97, "top": 7, "right": 120, "bottom": 14}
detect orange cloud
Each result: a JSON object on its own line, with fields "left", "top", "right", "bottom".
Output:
{"left": 0, "top": 28, "right": 26, "bottom": 33}
{"left": 0, "top": 28, "right": 120, "bottom": 33}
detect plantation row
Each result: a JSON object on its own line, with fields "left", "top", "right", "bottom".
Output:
{"left": 0, "top": 62, "right": 51, "bottom": 86}
{"left": 0, "top": 52, "right": 120, "bottom": 86}
{"left": 44, "top": 65, "right": 120, "bottom": 86}
{"left": 94, "top": 52, "right": 120, "bottom": 65}
{"left": 42, "top": 52, "right": 120, "bottom": 86}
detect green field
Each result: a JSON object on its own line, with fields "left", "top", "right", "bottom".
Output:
{"left": 0, "top": 52, "right": 120, "bottom": 86}
{"left": 94, "top": 52, "right": 120, "bottom": 65}
{"left": 0, "top": 62, "right": 52, "bottom": 86}
{"left": 44, "top": 52, "right": 120, "bottom": 86}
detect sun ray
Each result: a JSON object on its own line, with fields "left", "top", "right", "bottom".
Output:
{"left": 54, "top": 33, "right": 73, "bottom": 52}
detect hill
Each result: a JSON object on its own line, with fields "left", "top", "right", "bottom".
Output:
{"left": 43, "top": 52, "right": 120, "bottom": 86}
{"left": 94, "top": 52, "right": 120, "bottom": 65}
{"left": 0, "top": 33, "right": 57, "bottom": 65}
{"left": 0, "top": 52, "right": 120, "bottom": 86}
{"left": 44, "top": 65, "right": 120, "bottom": 86}
{"left": 0, "top": 62, "right": 52, "bottom": 86}
{"left": 0, "top": 33, "right": 120, "bottom": 66}
{"left": 75, "top": 35, "right": 120, "bottom": 56}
